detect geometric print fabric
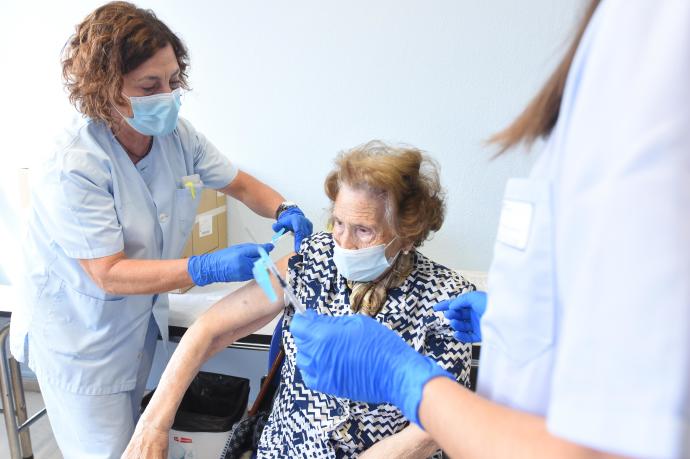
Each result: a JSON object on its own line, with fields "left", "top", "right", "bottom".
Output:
{"left": 257, "top": 232, "right": 474, "bottom": 458}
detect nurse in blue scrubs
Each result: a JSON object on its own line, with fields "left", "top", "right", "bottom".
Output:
{"left": 9, "top": 3, "right": 312, "bottom": 458}
{"left": 290, "top": 1, "right": 690, "bottom": 458}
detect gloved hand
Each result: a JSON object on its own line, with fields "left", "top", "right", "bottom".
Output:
{"left": 433, "top": 291, "right": 487, "bottom": 343}
{"left": 290, "top": 310, "right": 453, "bottom": 427}
{"left": 272, "top": 206, "right": 313, "bottom": 252}
{"left": 187, "top": 242, "right": 274, "bottom": 286}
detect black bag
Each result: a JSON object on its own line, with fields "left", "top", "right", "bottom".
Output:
{"left": 220, "top": 349, "right": 284, "bottom": 459}
{"left": 142, "top": 371, "right": 250, "bottom": 433}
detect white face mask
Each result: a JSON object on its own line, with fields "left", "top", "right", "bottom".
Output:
{"left": 332, "top": 237, "right": 399, "bottom": 282}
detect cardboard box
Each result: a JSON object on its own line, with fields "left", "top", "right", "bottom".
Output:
{"left": 171, "top": 189, "right": 228, "bottom": 294}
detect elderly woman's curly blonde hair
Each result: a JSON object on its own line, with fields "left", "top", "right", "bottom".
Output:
{"left": 325, "top": 140, "right": 446, "bottom": 249}
{"left": 61, "top": 1, "right": 190, "bottom": 127}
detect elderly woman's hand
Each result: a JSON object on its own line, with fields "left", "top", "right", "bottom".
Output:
{"left": 120, "top": 418, "right": 169, "bottom": 459}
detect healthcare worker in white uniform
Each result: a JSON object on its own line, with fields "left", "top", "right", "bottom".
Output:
{"left": 9, "top": 2, "right": 312, "bottom": 458}
{"left": 289, "top": 1, "right": 690, "bottom": 458}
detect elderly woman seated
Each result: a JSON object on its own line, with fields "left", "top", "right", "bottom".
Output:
{"left": 124, "top": 141, "right": 475, "bottom": 459}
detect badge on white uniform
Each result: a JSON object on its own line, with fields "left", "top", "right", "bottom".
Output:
{"left": 496, "top": 199, "right": 533, "bottom": 250}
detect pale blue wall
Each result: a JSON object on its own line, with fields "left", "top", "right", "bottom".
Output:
{"left": 1, "top": 0, "right": 584, "bottom": 271}
{"left": 156, "top": 0, "right": 584, "bottom": 270}
{"left": 2, "top": 0, "right": 585, "bottom": 400}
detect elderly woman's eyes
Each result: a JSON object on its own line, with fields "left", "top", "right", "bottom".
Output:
{"left": 356, "top": 227, "right": 374, "bottom": 240}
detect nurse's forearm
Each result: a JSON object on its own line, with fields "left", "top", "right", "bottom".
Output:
{"left": 220, "top": 170, "right": 284, "bottom": 219}
{"left": 80, "top": 254, "right": 192, "bottom": 295}
{"left": 418, "top": 378, "right": 628, "bottom": 459}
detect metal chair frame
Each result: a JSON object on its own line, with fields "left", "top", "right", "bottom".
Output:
{"left": 0, "top": 323, "right": 47, "bottom": 459}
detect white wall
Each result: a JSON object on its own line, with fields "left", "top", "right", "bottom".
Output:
{"left": 1, "top": 0, "right": 583, "bottom": 271}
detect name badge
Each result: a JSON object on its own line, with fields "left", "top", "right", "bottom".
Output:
{"left": 496, "top": 199, "right": 533, "bottom": 250}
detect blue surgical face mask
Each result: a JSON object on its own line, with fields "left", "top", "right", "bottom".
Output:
{"left": 333, "top": 237, "right": 399, "bottom": 282}
{"left": 118, "top": 88, "right": 182, "bottom": 136}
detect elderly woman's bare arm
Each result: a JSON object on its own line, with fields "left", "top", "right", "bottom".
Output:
{"left": 358, "top": 424, "right": 439, "bottom": 459}
{"left": 121, "top": 255, "right": 291, "bottom": 459}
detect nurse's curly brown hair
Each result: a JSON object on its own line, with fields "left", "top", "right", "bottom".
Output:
{"left": 325, "top": 140, "right": 446, "bottom": 248}
{"left": 61, "top": 1, "right": 190, "bottom": 127}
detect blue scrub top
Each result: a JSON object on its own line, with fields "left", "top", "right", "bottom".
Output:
{"left": 12, "top": 117, "right": 237, "bottom": 395}
{"left": 477, "top": 2, "right": 690, "bottom": 458}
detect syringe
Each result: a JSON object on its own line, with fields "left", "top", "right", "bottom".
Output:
{"left": 246, "top": 227, "right": 307, "bottom": 314}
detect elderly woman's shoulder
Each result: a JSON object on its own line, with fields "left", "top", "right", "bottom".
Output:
{"left": 413, "top": 251, "right": 475, "bottom": 292}
{"left": 296, "top": 231, "right": 335, "bottom": 258}
{"left": 288, "top": 231, "right": 335, "bottom": 277}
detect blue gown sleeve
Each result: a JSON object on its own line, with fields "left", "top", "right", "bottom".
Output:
{"left": 47, "top": 149, "right": 124, "bottom": 259}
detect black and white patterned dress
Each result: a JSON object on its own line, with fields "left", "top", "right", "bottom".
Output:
{"left": 257, "top": 232, "right": 474, "bottom": 458}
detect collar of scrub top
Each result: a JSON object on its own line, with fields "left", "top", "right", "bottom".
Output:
{"left": 253, "top": 230, "right": 307, "bottom": 314}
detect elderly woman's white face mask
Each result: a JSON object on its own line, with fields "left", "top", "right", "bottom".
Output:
{"left": 333, "top": 238, "right": 399, "bottom": 282}
{"left": 331, "top": 184, "right": 401, "bottom": 282}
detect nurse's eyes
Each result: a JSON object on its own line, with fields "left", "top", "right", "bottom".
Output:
{"left": 140, "top": 80, "right": 181, "bottom": 95}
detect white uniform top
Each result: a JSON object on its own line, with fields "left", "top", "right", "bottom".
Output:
{"left": 477, "top": 1, "right": 690, "bottom": 458}
{"left": 11, "top": 116, "right": 236, "bottom": 395}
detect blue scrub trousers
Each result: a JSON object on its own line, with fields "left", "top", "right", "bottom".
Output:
{"left": 37, "top": 315, "right": 159, "bottom": 459}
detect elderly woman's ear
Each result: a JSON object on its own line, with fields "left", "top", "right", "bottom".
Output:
{"left": 402, "top": 240, "right": 415, "bottom": 254}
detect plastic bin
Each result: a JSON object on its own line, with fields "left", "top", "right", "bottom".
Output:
{"left": 142, "top": 371, "right": 250, "bottom": 459}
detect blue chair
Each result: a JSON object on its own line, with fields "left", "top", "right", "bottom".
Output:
{"left": 265, "top": 315, "right": 284, "bottom": 390}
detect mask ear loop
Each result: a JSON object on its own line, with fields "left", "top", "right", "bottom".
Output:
{"left": 112, "top": 104, "right": 131, "bottom": 122}
{"left": 384, "top": 236, "right": 402, "bottom": 264}
{"left": 111, "top": 93, "right": 133, "bottom": 123}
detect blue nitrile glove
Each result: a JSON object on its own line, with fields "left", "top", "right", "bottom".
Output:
{"left": 272, "top": 206, "right": 313, "bottom": 252}
{"left": 187, "top": 242, "right": 274, "bottom": 286}
{"left": 433, "top": 291, "right": 487, "bottom": 343}
{"left": 290, "top": 310, "right": 453, "bottom": 427}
